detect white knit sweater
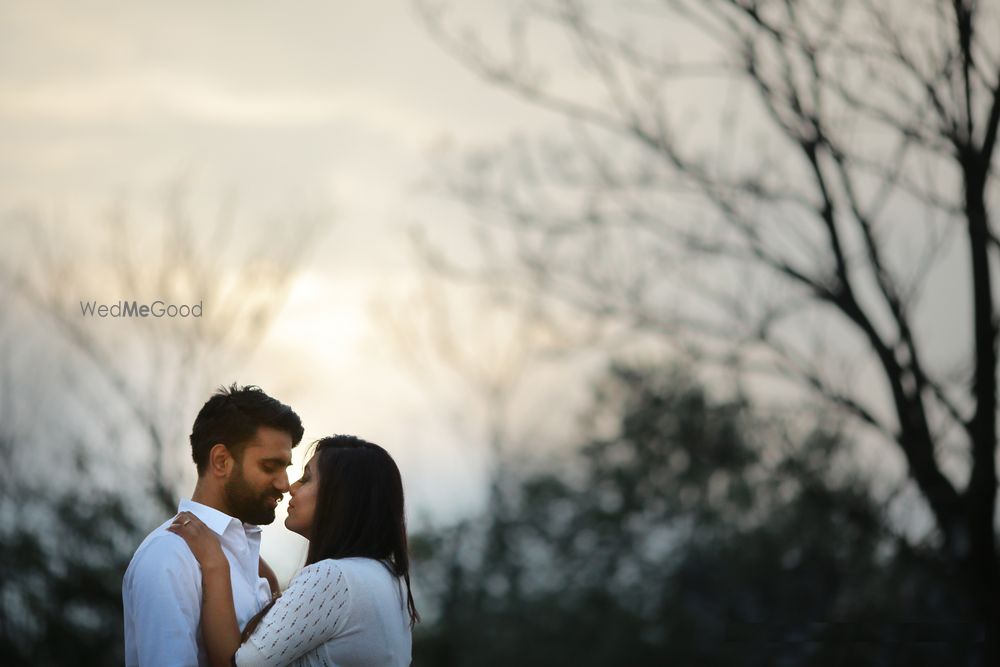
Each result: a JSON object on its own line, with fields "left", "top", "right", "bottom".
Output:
{"left": 234, "top": 557, "right": 412, "bottom": 667}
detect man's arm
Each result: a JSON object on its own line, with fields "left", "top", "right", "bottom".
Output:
{"left": 258, "top": 557, "right": 280, "bottom": 598}
{"left": 124, "top": 536, "right": 202, "bottom": 667}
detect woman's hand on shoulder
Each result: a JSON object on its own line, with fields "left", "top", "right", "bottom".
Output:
{"left": 167, "top": 511, "right": 228, "bottom": 572}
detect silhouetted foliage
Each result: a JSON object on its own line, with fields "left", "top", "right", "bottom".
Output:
{"left": 416, "top": 0, "right": 1000, "bottom": 645}
{"left": 412, "top": 364, "right": 986, "bottom": 665}
{"left": 0, "top": 470, "right": 142, "bottom": 665}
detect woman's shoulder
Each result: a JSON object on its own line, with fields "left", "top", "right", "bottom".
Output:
{"left": 293, "top": 558, "right": 344, "bottom": 580}
{"left": 300, "top": 557, "right": 398, "bottom": 587}
{"left": 282, "top": 559, "right": 345, "bottom": 595}
{"left": 317, "top": 557, "right": 391, "bottom": 575}
{"left": 292, "top": 557, "right": 386, "bottom": 581}
{"left": 286, "top": 559, "right": 396, "bottom": 611}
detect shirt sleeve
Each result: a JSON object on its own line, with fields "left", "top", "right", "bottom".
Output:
{"left": 234, "top": 560, "right": 351, "bottom": 667}
{"left": 124, "top": 535, "right": 203, "bottom": 667}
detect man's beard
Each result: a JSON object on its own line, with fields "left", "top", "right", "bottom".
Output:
{"left": 224, "top": 462, "right": 280, "bottom": 525}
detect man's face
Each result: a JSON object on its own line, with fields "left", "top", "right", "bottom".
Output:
{"left": 223, "top": 425, "right": 293, "bottom": 525}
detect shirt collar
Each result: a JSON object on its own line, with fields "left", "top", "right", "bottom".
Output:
{"left": 177, "top": 498, "right": 261, "bottom": 538}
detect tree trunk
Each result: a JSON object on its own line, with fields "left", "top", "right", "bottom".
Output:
{"left": 962, "top": 149, "right": 998, "bottom": 656}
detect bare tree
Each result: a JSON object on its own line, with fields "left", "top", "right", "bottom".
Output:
{"left": 374, "top": 270, "right": 607, "bottom": 531}
{"left": 374, "top": 273, "right": 605, "bottom": 629}
{"left": 0, "top": 183, "right": 328, "bottom": 512}
{"left": 415, "top": 0, "right": 1000, "bottom": 637}
{"left": 0, "top": 183, "right": 329, "bottom": 663}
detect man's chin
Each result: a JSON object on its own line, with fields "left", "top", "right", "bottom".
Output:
{"left": 257, "top": 509, "right": 277, "bottom": 525}
{"left": 240, "top": 507, "right": 276, "bottom": 526}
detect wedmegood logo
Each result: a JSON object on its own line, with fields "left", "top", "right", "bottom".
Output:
{"left": 79, "top": 300, "right": 204, "bottom": 318}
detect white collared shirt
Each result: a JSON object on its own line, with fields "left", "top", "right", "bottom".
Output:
{"left": 123, "top": 499, "right": 273, "bottom": 667}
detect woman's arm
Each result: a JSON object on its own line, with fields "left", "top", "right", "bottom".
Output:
{"left": 233, "top": 560, "right": 350, "bottom": 667}
{"left": 167, "top": 511, "right": 242, "bottom": 667}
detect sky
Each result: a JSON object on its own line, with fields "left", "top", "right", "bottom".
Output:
{"left": 1, "top": 0, "right": 988, "bottom": 584}
{"left": 0, "top": 0, "right": 585, "bottom": 582}
{"left": 0, "top": 1, "right": 550, "bottom": 202}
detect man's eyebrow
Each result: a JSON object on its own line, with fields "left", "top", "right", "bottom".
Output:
{"left": 260, "top": 457, "right": 292, "bottom": 466}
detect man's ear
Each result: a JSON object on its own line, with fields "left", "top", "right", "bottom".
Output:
{"left": 208, "top": 443, "right": 234, "bottom": 478}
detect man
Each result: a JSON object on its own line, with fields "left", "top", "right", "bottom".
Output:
{"left": 123, "top": 384, "right": 304, "bottom": 666}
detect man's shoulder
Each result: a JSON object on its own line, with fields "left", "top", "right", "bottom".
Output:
{"left": 125, "top": 522, "right": 199, "bottom": 580}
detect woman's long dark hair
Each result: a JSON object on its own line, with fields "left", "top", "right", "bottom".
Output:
{"left": 305, "top": 435, "right": 419, "bottom": 626}
{"left": 241, "top": 435, "right": 418, "bottom": 643}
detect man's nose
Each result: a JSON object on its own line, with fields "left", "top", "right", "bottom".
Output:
{"left": 274, "top": 471, "right": 290, "bottom": 493}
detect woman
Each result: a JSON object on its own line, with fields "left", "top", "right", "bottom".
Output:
{"left": 168, "top": 435, "right": 418, "bottom": 667}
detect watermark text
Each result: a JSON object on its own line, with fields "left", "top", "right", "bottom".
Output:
{"left": 79, "top": 300, "right": 203, "bottom": 318}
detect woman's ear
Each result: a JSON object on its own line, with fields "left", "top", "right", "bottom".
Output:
{"left": 208, "top": 443, "right": 233, "bottom": 478}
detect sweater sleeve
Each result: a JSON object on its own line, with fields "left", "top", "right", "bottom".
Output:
{"left": 233, "top": 560, "right": 351, "bottom": 667}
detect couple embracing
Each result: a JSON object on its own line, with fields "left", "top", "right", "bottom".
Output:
{"left": 123, "top": 384, "right": 417, "bottom": 667}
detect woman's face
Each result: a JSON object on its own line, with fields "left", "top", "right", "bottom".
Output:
{"left": 285, "top": 453, "right": 319, "bottom": 538}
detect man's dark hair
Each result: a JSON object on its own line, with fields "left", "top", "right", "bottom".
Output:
{"left": 189, "top": 383, "right": 304, "bottom": 475}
